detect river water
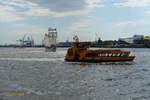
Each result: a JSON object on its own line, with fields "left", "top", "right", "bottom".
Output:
{"left": 0, "top": 48, "right": 150, "bottom": 100}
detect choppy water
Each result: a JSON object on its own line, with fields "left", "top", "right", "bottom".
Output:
{"left": 0, "top": 48, "right": 150, "bottom": 100}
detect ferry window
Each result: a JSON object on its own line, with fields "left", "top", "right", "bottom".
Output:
{"left": 78, "top": 44, "right": 82, "bottom": 47}
{"left": 111, "top": 54, "right": 113, "bottom": 56}
{"left": 119, "top": 53, "right": 122, "bottom": 56}
{"left": 112, "top": 54, "right": 116, "bottom": 57}
{"left": 113, "top": 54, "right": 117, "bottom": 57}
{"left": 104, "top": 53, "right": 106, "bottom": 56}
{"left": 112, "top": 54, "right": 114, "bottom": 56}
{"left": 106, "top": 53, "right": 109, "bottom": 56}
{"left": 123, "top": 54, "right": 128, "bottom": 57}
{"left": 77, "top": 43, "right": 84, "bottom": 47}
{"left": 109, "top": 53, "right": 112, "bottom": 56}
{"left": 101, "top": 53, "right": 106, "bottom": 57}
{"left": 121, "top": 53, "right": 125, "bottom": 56}
{"left": 117, "top": 53, "right": 120, "bottom": 56}
{"left": 86, "top": 53, "right": 98, "bottom": 57}
{"left": 99, "top": 54, "right": 102, "bottom": 56}
{"left": 68, "top": 49, "right": 73, "bottom": 56}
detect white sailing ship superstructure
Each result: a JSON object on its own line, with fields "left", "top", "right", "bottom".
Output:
{"left": 43, "top": 27, "right": 57, "bottom": 52}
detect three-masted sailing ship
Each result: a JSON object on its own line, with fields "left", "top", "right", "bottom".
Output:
{"left": 43, "top": 28, "right": 57, "bottom": 52}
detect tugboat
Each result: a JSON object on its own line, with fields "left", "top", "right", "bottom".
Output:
{"left": 65, "top": 36, "right": 135, "bottom": 62}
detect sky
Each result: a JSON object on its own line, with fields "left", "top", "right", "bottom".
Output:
{"left": 0, "top": 0, "right": 150, "bottom": 44}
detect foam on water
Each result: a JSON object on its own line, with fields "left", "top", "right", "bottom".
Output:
{"left": 0, "top": 58, "right": 64, "bottom": 62}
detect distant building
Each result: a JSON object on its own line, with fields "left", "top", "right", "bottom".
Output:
{"left": 118, "top": 35, "right": 144, "bottom": 44}
{"left": 119, "top": 37, "right": 133, "bottom": 44}
{"left": 143, "top": 36, "right": 150, "bottom": 47}
{"left": 144, "top": 36, "right": 150, "bottom": 40}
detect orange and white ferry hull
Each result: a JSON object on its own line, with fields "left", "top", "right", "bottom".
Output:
{"left": 65, "top": 56, "right": 135, "bottom": 63}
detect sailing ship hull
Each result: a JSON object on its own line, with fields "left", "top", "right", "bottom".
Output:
{"left": 45, "top": 45, "right": 56, "bottom": 52}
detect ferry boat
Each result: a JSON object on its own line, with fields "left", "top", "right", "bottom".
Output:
{"left": 65, "top": 36, "right": 135, "bottom": 63}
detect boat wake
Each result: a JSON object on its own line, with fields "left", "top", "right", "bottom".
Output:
{"left": 0, "top": 57, "right": 64, "bottom": 62}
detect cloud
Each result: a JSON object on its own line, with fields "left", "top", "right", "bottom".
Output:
{"left": 86, "top": 0, "right": 105, "bottom": 8}
{"left": 145, "top": 11, "right": 150, "bottom": 15}
{"left": 25, "top": 7, "right": 91, "bottom": 17}
{"left": 0, "top": 5, "right": 24, "bottom": 22}
{"left": 0, "top": 0, "right": 36, "bottom": 22}
{"left": 0, "top": 0, "right": 105, "bottom": 22}
{"left": 113, "top": 0, "right": 150, "bottom": 7}
{"left": 25, "top": 8, "right": 51, "bottom": 16}
{"left": 25, "top": 0, "right": 105, "bottom": 17}
{"left": 113, "top": 20, "right": 149, "bottom": 28}
{"left": 26, "top": 0, "right": 87, "bottom": 12}
{"left": 26, "top": 0, "right": 105, "bottom": 12}
{"left": 0, "top": 0, "right": 38, "bottom": 9}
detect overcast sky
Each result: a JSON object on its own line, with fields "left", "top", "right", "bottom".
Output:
{"left": 0, "top": 0, "right": 150, "bottom": 44}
